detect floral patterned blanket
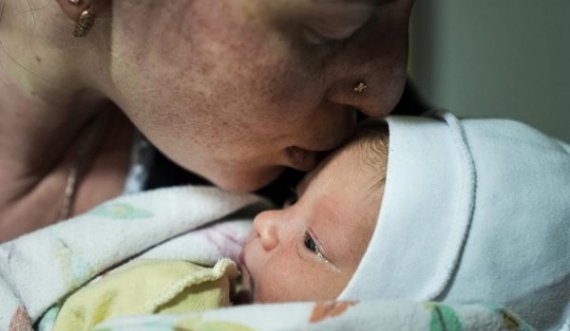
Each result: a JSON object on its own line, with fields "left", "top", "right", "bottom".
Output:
{"left": 93, "top": 300, "right": 537, "bottom": 331}
{"left": 0, "top": 186, "right": 537, "bottom": 331}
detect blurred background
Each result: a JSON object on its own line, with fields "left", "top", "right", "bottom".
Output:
{"left": 409, "top": 0, "right": 570, "bottom": 142}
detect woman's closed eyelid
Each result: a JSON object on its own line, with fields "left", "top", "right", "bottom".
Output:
{"left": 302, "top": 25, "right": 355, "bottom": 46}
{"left": 303, "top": 7, "right": 376, "bottom": 44}
{"left": 303, "top": 28, "right": 329, "bottom": 45}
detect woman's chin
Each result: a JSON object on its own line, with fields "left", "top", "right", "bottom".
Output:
{"left": 210, "top": 167, "right": 286, "bottom": 193}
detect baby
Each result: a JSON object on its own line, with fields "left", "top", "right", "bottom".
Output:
{"left": 238, "top": 119, "right": 389, "bottom": 303}
{"left": 240, "top": 111, "right": 570, "bottom": 330}
{"left": 54, "top": 111, "right": 570, "bottom": 331}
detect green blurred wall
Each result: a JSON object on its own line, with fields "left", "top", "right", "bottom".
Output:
{"left": 410, "top": 0, "right": 570, "bottom": 142}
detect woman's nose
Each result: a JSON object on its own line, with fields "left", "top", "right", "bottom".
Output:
{"left": 325, "top": 73, "right": 405, "bottom": 119}
{"left": 323, "top": 22, "right": 409, "bottom": 118}
{"left": 253, "top": 211, "right": 280, "bottom": 251}
{"left": 325, "top": 80, "right": 381, "bottom": 118}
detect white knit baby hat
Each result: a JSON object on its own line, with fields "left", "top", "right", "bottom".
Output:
{"left": 339, "top": 111, "right": 570, "bottom": 330}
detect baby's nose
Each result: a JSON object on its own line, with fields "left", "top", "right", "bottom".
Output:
{"left": 253, "top": 211, "right": 279, "bottom": 251}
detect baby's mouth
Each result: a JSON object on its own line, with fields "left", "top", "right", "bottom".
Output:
{"left": 236, "top": 251, "right": 254, "bottom": 303}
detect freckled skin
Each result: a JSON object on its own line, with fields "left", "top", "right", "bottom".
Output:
{"left": 109, "top": 0, "right": 414, "bottom": 192}
{"left": 0, "top": 0, "right": 412, "bottom": 240}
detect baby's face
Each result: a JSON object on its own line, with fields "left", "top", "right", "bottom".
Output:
{"left": 240, "top": 141, "right": 385, "bottom": 302}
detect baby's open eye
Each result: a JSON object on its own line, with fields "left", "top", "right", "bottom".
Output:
{"left": 304, "top": 232, "right": 327, "bottom": 261}
{"left": 304, "top": 232, "right": 318, "bottom": 253}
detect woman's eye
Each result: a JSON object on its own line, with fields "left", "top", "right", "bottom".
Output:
{"left": 303, "top": 28, "right": 329, "bottom": 45}
{"left": 302, "top": 26, "right": 357, "bottom": 46}
{"left": 302, "top": 3, "right": 375, "bottom": 45}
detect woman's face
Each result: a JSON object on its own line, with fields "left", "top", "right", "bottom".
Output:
{"left": 110, "top": 0, "right": 414, "bottom": 191}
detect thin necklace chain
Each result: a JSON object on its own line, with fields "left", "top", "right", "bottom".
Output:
{"left": 58, "top": 117, "right": 106, "bottom": 221}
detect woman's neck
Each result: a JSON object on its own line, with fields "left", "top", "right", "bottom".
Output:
{"left": 0, "top": 0, "right": 116, "bottom": 165}
{"left": 0, "top": 0, "right": 132, "bottom": 241}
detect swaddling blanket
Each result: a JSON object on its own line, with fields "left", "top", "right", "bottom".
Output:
{"left": 52, "top": 258, "right": 239, "bottom": 331}
{"left": 0, "top": 185, "right": 538, "bottom": 331}
{"left": 0, "top": 186, "right": 263, "bottom": 331}
{"left": 93, "top": 300, "right": 537, "bottom": 331}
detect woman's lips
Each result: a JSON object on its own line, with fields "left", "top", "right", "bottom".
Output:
{"left": 285, "top": 146, "right": 318, "bottom": 171}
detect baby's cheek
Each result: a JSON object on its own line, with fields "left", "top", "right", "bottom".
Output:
{"left": 255, "top": 256, "right": 308, "bottom": 302}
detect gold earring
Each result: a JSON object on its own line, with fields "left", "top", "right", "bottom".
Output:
{"left": 73, "top": 9, "right": 96, "bottom": 38}
{"left": 353, "top": 81, "right": 368, "bottom": 93}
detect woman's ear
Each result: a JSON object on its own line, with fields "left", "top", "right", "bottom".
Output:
{"left": 54, "top": 0, "right": 111, "bottom": 22}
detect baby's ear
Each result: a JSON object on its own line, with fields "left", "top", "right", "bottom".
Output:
{"left": 55, "top": 0, "right": 111, "bottom": 22}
